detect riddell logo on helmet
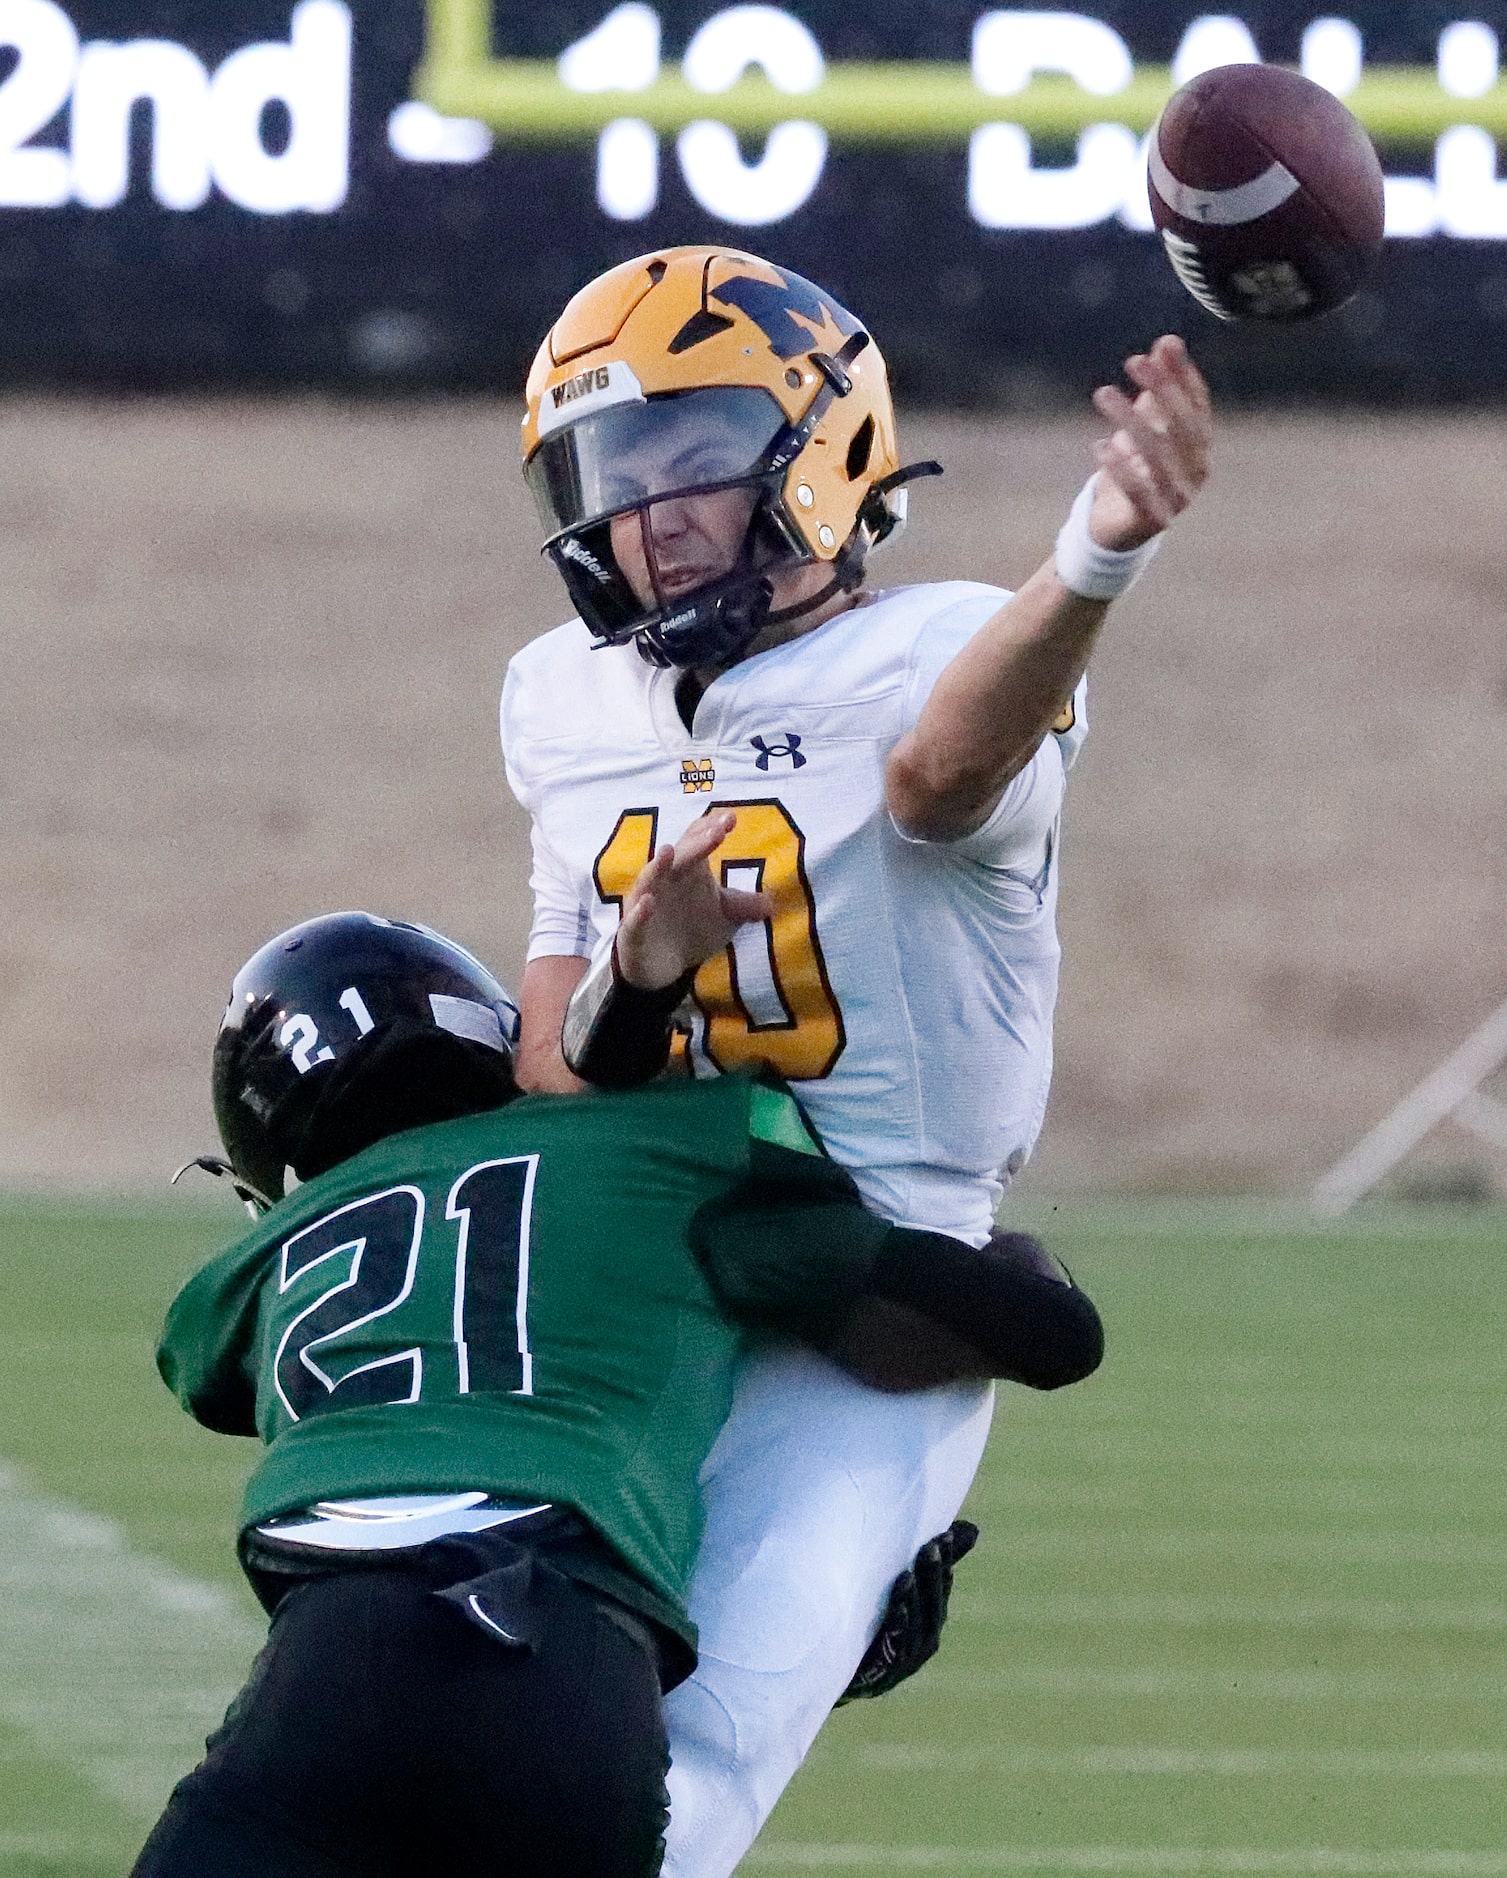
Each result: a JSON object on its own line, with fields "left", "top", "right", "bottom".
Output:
{"left": 551, "top": 366, "right": 611, "bottom": 409}
{"left": 558, "top": 537, "right": 611, "bottom": 582}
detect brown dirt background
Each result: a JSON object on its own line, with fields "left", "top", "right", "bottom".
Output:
{"left": 4, "top": 398, "right": 1506, "bottom": 1196}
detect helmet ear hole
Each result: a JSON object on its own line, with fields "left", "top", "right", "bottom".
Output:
{"left": 845, "top": 415, "right": 875, "bottom": 482}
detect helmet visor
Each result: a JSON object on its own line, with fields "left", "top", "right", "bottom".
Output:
{"left": 527, "top": 386, "right": 788, "bottom": 538}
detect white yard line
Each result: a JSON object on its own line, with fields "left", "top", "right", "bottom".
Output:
{"left": 969, "top": 1437, "right": 1499, "bottom": 1472}
{"left": 971, "top": 1481, "right": 1482, "bottom": 1516}
{"left": 993, "top": 1530, "right": 1499, "bottom": 1568}
{"left": 953, "top": 1594, "right": 1507, "bottom": 1630}
{"left": 0, "top": 1832, "right": 129, "bottom": 1861}
{"left": 0, "top": 1458, "right": 263, "bottom": 1819}
{"left": 903, "top": 1665, "right": 1506, "bottom": 1703}
{"left": 748, "top": 1847, "right": 1507, "bottom": 1874}
{"left": 844, "top": 1745, "right": 1507, "bottom": 1778}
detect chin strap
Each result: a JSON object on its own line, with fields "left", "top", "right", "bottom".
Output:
{"left": 758, "top": 459, "right": 947, "bottom": 633}
{"left": 632, "top": 565, "right": 776, "bottom": 670}
{"left": 627, "top": 451, "right": 946, "bottom": 670}
{"left": 870, "top": 460, "right": 944, "bottom": 496}
{"left": 761, "top": 572, "right": 851, "bottom": 629}
{"left": 859, "top": 460, "right": 944, "bottom": 544}
{"left": 171, "top": 1155, "right": 273, "bottom": 1218}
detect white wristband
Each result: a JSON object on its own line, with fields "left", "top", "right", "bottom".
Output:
{"left": 1053, "top": 473, "right": 1161, "bottom": 602}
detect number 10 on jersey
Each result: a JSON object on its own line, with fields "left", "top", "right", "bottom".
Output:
{"left": 594, "top": 801, "right": 846, "bottom": 1081}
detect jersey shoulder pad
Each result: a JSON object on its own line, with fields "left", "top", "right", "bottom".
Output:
{"left": 501, "top": 619, "right": 632, "bottom": 803}
{"left": 502, "top": 618, "right": 595, "bottom": 722}
{"left": 877, "top": 580, "right": 1011, "bottom": 644}
{"left": 889, "top": 581, "right": 1014, "bottom": 724}
{"left": 777, "top": 582, "right": 1007, "bottom": 708}
{"left": 906, "top": 580, "right": 1015, "bottom": 650}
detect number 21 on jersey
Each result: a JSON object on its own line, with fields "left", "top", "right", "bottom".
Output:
{"left": 593, "top": 801, "right": 846, "bottom": 1081}
{"left": 273, "top": 1159, "right": 536, "bottom": 1425}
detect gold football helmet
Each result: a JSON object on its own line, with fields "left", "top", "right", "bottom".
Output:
{"left": 521, "top": 246, "right": 939, "bottom": 668}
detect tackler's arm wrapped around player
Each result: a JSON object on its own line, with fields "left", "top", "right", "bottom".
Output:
{"left": 562, "top": 806, "right": 1104, "bottom": 1399}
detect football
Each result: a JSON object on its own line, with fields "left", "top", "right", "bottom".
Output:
{"left": 1148, "top": 64, "right": 1386, "bottom": 322}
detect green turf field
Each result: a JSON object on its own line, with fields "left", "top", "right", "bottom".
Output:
{"left": 0, "top": 1198, "right": 1502, "bottom": 1876}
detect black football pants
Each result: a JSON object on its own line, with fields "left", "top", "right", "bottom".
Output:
{"left": 130, "top": 1545, "right": 670, "bottom": 1878}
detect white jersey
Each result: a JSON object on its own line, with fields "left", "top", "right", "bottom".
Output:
{"left": 502, "top": 579, "right": 1086, "bottom": 1247}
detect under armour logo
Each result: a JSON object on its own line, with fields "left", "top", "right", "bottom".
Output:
{"left": 750, "top": 733, "right": 806, "bottom": 771}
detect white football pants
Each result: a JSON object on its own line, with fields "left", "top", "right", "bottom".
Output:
{"left": 660, "top": 1344, "right": 995, "bottom": 1877}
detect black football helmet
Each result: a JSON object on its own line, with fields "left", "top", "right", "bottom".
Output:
{"left": 212, "top": 912, "right": 520, "bottom": 1206}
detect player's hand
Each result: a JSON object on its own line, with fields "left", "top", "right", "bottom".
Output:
{"left": 615, "top": 810, "right": 773, "bottom": 992}
{"left": 1088, "top": 334, "right": 1211, "bottom": 550}
{"left": 837, "top": 1520, "right": 980, "bottom": 1704}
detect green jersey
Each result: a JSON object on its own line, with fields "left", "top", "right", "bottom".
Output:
{"left": 159, "top": 1074, "right": 886, "bottom": 1647}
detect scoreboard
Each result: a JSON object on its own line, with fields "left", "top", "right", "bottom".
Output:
{"left": 2, "top": 0, "right": 1506, "bottom": 398}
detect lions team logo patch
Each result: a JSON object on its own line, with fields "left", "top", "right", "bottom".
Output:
{"left": 681, "top": 757, "right": 715, "bottom": 794}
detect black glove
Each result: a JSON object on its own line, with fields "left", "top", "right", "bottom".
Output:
{"left": 836, "top": 1519, "right": 979, "bottom": 1704}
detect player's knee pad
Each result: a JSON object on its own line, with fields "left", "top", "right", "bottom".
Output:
{"left": 661, "top": 1675, "right": 757, "bottom": 1878}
